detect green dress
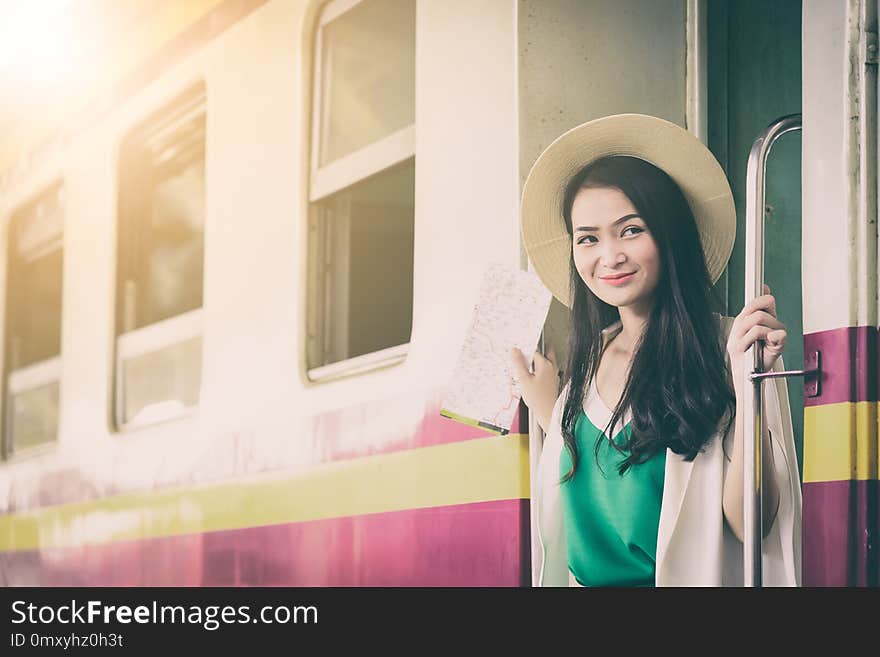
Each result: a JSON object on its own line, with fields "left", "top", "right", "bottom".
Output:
{"left": 559, "top": 377, "right": 666, "bottom": 587}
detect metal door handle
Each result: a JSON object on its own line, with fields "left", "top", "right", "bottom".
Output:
{"left": 743, "top": 113, "right": 802, "bottom": 587}
{"left": 750, "top": 350, "right": 821, "bottom": 397}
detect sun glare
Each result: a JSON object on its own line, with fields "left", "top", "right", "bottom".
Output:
{"left": 0, "top": 0, "right": 77, "bottom": 88}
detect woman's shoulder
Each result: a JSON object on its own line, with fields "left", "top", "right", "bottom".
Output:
{"left": 545, "top": 380, "right": 572, "bottom": 437}
{"left": 712, "top": 312, "right": 735, "bottom": 341}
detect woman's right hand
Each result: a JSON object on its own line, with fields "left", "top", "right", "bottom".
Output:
{"left": 726, "top": 284, "right": 787, "bottom": 397}
{"left": 510, "top": 345, "right": 561, "bottom": 433}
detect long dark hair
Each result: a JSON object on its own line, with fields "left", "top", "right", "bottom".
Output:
{"left": 560, "top": 156, "right": 735, "bottom": 479}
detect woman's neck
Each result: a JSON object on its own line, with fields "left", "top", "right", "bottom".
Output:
{"left": 613, "top": 303, "right": 653, "bottom": 355}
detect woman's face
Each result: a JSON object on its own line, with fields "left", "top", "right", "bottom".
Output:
{"left": 570, "top": 186, "right": 661, "bottom": 313}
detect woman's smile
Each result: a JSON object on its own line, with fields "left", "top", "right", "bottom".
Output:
{"left": 600, "top": 271, "right": 636, "bottom": 286}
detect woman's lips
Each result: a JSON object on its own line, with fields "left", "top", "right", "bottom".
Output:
{"left": 600, "top": 272, "right": 635, "bottom": 286}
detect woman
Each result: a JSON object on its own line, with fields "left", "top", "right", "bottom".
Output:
{"left": 512, "top": 114, "right": 802, "bottom": 586}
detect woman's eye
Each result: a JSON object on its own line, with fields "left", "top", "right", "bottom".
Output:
{"left": 622, "top": 226, "right": 644, "bottom": 237}
{"left": 576, "top": 235, "right": 598, "bottom": 245}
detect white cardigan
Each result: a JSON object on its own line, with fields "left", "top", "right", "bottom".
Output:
{"left": 534, "top": 315, "right": 803, "bottom": 586}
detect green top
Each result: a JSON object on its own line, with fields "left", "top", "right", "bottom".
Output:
{"left": 559, "top": 380, "right": 666, "bottom": 587}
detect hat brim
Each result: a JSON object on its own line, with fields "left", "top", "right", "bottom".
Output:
{"left": 521, "top": 114, "right": 735, "bottom": 308}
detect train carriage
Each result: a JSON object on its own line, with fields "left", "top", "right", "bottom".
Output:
{"left": 0, "top": 0, "right": 876, "bottom": 587}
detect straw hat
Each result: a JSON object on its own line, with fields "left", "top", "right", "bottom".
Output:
{"left": 521, "top": 114, "right": 735, "bottom": 308}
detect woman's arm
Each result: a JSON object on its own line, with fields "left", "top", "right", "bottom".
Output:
{"left": 722, "top": 389, "right": 781, "bottom": 540}
{"left": 510, "top": 346, "right": 560, "bottom": 433}
{"left": 722, "top": 284, "right": 787, "bottom": 541}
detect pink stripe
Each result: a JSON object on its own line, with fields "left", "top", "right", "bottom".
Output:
{"left": 319, "top": 395, "right": 525, "bottom": 462}
{"left": 803, "top": 325, "right": 877, "bottom": 406}
{"left": 803, "top": 479, "right": 879, "bottom": 586}
{"left": 0, "top": 500, "right": 530, "bottom": 587}
{"left": 412, "top": 397, "right": 526, "bottom": 445}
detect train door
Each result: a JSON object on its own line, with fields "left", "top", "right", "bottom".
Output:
{"left": 521, "top": 0, "right": 879, "bottom": 587}
{"left": 707, "top": 0, "right": 804, "bottom": 478}
{"left": 715, "top": 0, "right": 880, "bottom": 587}
{"left": 709, "top": 0, "right": 880, "bottom": 587}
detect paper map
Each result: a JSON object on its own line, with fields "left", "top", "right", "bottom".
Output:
{"left": 440, "top": 263, "right": 553, "bottom": 434}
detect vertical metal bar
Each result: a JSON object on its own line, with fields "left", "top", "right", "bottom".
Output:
{"left": 686, "top": 0, "right": 708, "bottom": 145}
{"left": 528, "top": 330, "right": 546, "bottom": 585}
{"left": 743, "top": 114, "right": 801, "bottom": 587}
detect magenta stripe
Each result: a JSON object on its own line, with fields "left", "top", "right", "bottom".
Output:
{"left": 415, "top": 398, "right": 527, "bottom": 446}
{"left": 322, "top": 396, "right": 524, "bottom": 462}
{"left": 803, "top": 325, "right": 877, "bottom": 406}
{"left": 0, "top": 500, "right": 529, "bottom": 587}
{"left": 803, "top": 480, "right": 879, "bottom": 586}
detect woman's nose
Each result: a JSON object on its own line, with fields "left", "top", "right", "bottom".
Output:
{"left": 599, "top": 243, "right": 626, "bottom": 267}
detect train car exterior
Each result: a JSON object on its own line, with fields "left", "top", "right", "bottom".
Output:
{"left": 0, "top": 0, "right": 529, "bottom": 586}
{"left": 0, "top": 0, "right": 876, "bottom": 586}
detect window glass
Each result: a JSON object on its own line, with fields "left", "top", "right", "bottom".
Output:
{"left": 318, "top": 0, "right": 415, "bottom": 165}
{"left": 115, "top": 85, "right": 205, "bottom": 428}
{"left": 121, "top": 336, "right": 201, "bottom": 426}
{"left": 9, "top": 381, "right": 59, "bottom": 451}
{"left": 12, "top": 247, "right": 63, "bottom": 368}
{"left": 308, "top": 0, "right": 416, "bottom": 374}
{"left": 15, "top": 185, "right": 63, "bottom": 256}
{"left": 118, "top": 108, "right": 205, "bottom": 332}
{"left": 4, "top": 183, "right": 63, "bottom": 455}
{"left": 314, "top": 159, "right": 414, "bottom": 363}
{"left": 146, "top": 156, "right": 205, "bottom": 325}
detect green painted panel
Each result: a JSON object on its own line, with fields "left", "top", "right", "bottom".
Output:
{"left": 708, "top": 0, "right": 804, "bottom": 473}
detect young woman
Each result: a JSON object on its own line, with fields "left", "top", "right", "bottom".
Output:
{"left": 512, "top": 114, "right": 802, "bottom": 586}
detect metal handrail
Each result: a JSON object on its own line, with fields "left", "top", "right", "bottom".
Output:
{"left": 742, "top": 113, "right": 802, "bottom": 587}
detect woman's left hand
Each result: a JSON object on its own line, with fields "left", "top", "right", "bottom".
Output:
{"left": 726, "top": 284, "right": 787, "bottom": 393}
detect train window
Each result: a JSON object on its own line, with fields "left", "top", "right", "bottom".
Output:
{"left": 3, "top": 183, "right": 64, "bottom": 457}
{"left": 114, "top": 85, "right": 205, "bottom": 430}
{"left": 307, "top": 0, "right": 415, "bottom": 378}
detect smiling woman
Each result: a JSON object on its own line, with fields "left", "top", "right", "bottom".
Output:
{"left": 559, "top": 155, "right": 727, "bottom": 478}
{"left": 514, "top": 114, "right": 801, "bottom": 587}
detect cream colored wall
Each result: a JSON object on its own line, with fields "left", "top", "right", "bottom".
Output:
{"left": 519, "top": 0, "right": 687, "bottom": 180}
{"left": 410, "top": 0, "right": 520, "bottom": 382}
{"left": 802, "top": 0, "right": 878, "bottom": 333}
{"left": 0, "top": 0, "right": 310, "bottom": 491}
{"left": 0, "top": 0, "right": 523, "bottom": 494}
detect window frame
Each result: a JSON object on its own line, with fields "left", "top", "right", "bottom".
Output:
{"left": 306, "top": 0, "right": 416, "bottom": 382}
{"left": 2, "top": 182, "right": 65, "bottom": 459}
{"left": 113, "top": 84, "right": 206, "bottom": 432}
{"left": 114, "top": 306, "right": 202, "bottom": 431}
{"left": 309, "top": 124, "right": 415, "bottom": 202}
{"left": 4, "top": 356, "right": 62, "bottom": 459}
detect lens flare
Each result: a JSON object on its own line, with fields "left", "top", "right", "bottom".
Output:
{"left": 0, "top": 0, "right": 77, "bottom": 88}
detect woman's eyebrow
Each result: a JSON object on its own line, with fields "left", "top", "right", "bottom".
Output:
{"left": 575, "top": 213, "right": 642, "bottom": 232}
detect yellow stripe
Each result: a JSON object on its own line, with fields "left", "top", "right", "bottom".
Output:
{"left": 0, "top": 435, "right": 530, "bottom": 552}
{"left": 802, "top": 402, "right": 879, "bottom": 482}
{"left": 438, "top": 408, "right": 508, "bottom": 435}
